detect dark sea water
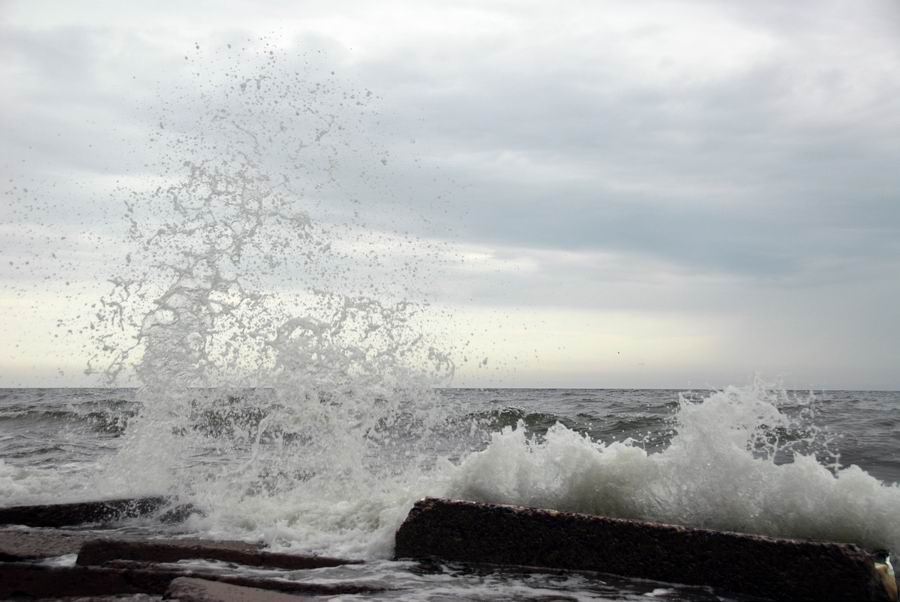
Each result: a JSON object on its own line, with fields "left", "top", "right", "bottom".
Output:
{"left": 2, "top": 386, "right": 898, "bottom": 601}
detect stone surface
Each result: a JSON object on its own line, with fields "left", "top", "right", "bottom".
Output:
{"left": 78, "top": 538, "right": 360, "bottom": 570}
{"left": 395, "top": 497, "right": 896, "bottom": 602}
{"left": 0, "top": 528, "right": 92, "bottom": 560}
{"left": 0, "top": 562, "right": 381, "bottom": 598}
{"left": 166, "top": 577, "right": 314, "bottom": 601}
{"left": 0, "top": 497, "right": 195, "bottom": 527}
{"left": 32, "top": 594, "right": 164, "bottom": 602}
{"left": 876, "top": 562, "right": 899, "bottom": 601}
{"left": 0, "top": 562, "right": 174, "bottom": 598}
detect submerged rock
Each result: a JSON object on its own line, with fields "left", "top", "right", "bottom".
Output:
{"left": 395, "top": 497, "right": 897, "bottom": 602}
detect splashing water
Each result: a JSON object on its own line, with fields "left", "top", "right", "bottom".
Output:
{"left": 449, "top": 382, "right": 900, "bottom": 554}
{"left": 83, "top": 41, "right": 461, "bottom": 556}
{"left": 64, "top": 42, "right": 898, "bottom": 561}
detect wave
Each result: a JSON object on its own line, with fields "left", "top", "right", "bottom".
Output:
{"left": 447, "top": 382, "right": 900, "bottom": 555}
{"left": 0, "top": 399, "right": 138, "bottom": 435}
{"left": 4, "top": 384, "right": 898, "bottom": 562}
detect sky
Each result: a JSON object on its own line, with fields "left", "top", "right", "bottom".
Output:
{"left": 2, "top": 0, "right": 900, "bottom": 389}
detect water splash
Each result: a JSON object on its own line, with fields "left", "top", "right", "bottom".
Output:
{"left": 84, "top": 40, "right": 461, "bottom": 555}
{"left": 449, "top": 381, "right": 900, "bottom": 553}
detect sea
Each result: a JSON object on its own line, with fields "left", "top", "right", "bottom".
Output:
{"left": 2, "top": 386, "right": 899, "bottom": 601}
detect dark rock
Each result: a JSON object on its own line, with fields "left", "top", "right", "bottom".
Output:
{"left": 0, "top": 562, "right": 174, "bottom": 598}
{"left": 166, "top": 577, "right": 314, "bottom": 601}
{"left": 0, "top": 528, "right": 92, "bottom": 560}
{"left": 28, "top": 594, "right": 164, "bottom": 602}
{"left": 395, "top": 497, "right": 896, "bottom": 602}
{"left": 76, "top": 537, "right": 260, "bottom": 564}
{"left": 0, "top": 562, "right": 382, "bottom": 598}
{"left": 77, "top": 538, "right": 360, "bottom": 570}
{"left": 0, "top": 497, "right": 196, "bottom": 527}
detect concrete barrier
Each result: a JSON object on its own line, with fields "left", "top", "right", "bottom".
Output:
{"left": 395, "top": 498, "right": 896, "bottom": 602}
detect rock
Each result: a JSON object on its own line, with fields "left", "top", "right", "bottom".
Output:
{"left": 0, "top": 528, "right": 92, "bottom": 560}
{"left": 0, "top": 562, "right": 173, "bottom": 598}
{"left": 875, "top": 560, "right": 899, "bottom": 602}
{"left": 0, "top": 497, "right": 195, "bottom": 527}
{"left": 166, "top": 577, "right": 314, "bottom": 601}
{"left": 28, "top": 594, "right": 164, "bottom": 602}
{"left": 0, "top": 562, "right": 381, "bottom": 598}
{"left": 77, "top": 538, "right": 360, "bottom": 570}
{"left": 395, "top": 497, "right": 896, "bottom": 602}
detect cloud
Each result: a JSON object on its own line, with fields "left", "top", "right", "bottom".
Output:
{"left": 2, "top": 0, "right": 899, "bottom": 387}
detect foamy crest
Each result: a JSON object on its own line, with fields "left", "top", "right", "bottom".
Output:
{"left": 0, "top": 459, "right": 35, "bottom": 505}
{"left": 449, "top": 382, "right": 900, "bottom": 553}
{"left": 0, "top": 458, "right": 100, "bottom": 506}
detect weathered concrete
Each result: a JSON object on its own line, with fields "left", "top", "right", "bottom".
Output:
{"left": 0, "top": 563, "right": 381, "bottom": 598}
{"left": 0, "top": 528, "right": 92, "bottom": 560}
{"left": 78, "top": 538, "right": 361, "bottom": 570}
{"left": 166, "top": 577, "right": 314, "bottom": 601}
{"left": 0, "top": 497, "right": 195, "bottom": 527}
{"left": 395, "top": 498, "right": 897, "bottom": 602}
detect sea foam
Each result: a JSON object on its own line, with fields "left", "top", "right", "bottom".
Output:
{"left": 448, "top": 383, "right": 900, "bottom": 555}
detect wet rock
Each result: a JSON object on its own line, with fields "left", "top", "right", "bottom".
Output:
{"left": 31, "top": 594, "right": 164, "bottom": 602}
{"left": 0, "top": 562, "right": 173, "bottom": 598}
{"left": 0, "top": 562, "right": 381, "bottom": 598}
{"left": 78, "top": 538, "right": 360, "bottom": 570}
{"left": 166, "top": 577, "right": 314, "bottom": 601}
{"left": 395, "top": 497, "right": 896, "bottom": 602}
{"left": 875, "top": 561, "right": 899, "bottom": 602}
{"left": 0, "top": 497, "right": 195, "bottom": 527}
{"left": 0, "top": 528, "right": 92, "bottom": 560}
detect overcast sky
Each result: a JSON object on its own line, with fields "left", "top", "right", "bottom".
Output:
{"left": 2, "top": 0, "right": 900, "bottom": 389}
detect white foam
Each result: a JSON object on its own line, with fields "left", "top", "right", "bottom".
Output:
{"left": 0, "top": 458, "right": 100, "bottom": 506}
{"left": 448, "top": 383, "right": 900, "bottom": 554}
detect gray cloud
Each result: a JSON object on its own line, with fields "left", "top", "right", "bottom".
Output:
{"left": 2, "top": 0, "right": 899, "bottom": 387}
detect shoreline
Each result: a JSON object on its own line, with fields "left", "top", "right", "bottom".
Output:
{"left": 1, "top": 496, "right": 896, "bottom": 601}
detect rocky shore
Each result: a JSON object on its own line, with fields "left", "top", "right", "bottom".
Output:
{"left": 0, "top": 496, "right": 896, "bottom": 601}
{"left": 0, "top": 497, "right": 375, "bottom": 601}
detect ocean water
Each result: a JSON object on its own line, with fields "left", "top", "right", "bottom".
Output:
{"left": 1, "top": 386, "right": 899, "bottom": 601}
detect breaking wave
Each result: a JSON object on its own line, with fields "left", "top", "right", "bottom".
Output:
{"left": 449, "top": 382, "right": 900, "bottom": 555}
